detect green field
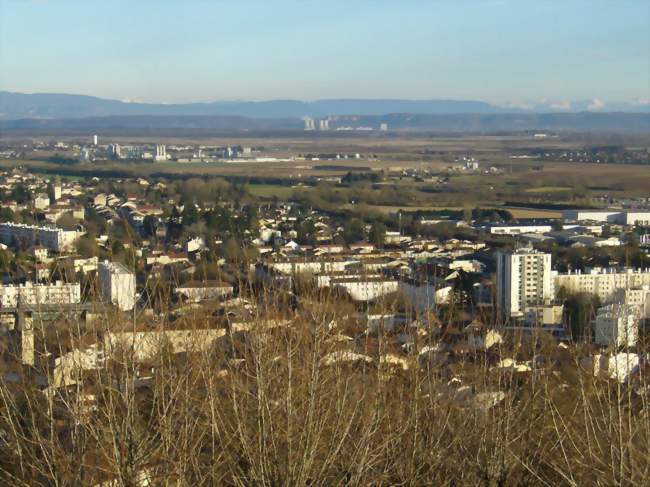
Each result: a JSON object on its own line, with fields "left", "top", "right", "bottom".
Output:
{"left": 524, "top": 186, "right": 572, "bottom": 193}
{"left": 246, "top": 184, "right": 297, "bottom": 199}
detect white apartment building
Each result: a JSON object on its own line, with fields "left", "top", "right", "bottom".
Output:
{"left": 496, "top": 249, "right": 554, "bottom": 324}
{"left": 98, "top": 261, "right": 136, "bottom": 311}
{"left": 554, "top": 268, "right": 650, "bottom": 304}
{"left": 0, "top": 281, "right": 81, "bottom": 308}
{"left": 0, "top": 222, "right": 80, "bottom": 252}
{"left": 594, "top": 304, "right": 638, "bottom": 348}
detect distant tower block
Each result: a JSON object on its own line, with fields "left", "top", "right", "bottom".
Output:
{"left": 304, "top": 117, "right": 315, "bottom": 131}
{"left": 380, "top": 123, "right": 388, "bottom": 131}
{"left": 155, "top": 144, "right": 167, "bottom": 161}
{"left": 93, "top": 134, "right": 98, "bottom": 146}
{"left": 319, "top": 119, "right": 329, "bottom": 130}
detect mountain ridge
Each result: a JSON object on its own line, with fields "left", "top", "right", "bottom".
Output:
{"left": 2, "top": 91, "right": 648, "bottom": 120}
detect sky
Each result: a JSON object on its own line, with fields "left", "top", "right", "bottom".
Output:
{"left": 0, "top": 0, "right": 648, "bottom": 106}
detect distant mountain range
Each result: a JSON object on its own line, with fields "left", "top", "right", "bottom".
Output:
{"left": 1, "top": 91, "right": 649, "bottom": 120}
{"left": 0, "top": 91, "right": 649, "bottom": 133}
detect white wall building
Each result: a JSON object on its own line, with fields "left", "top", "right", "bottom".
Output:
{"left": 0, "top": 222, "right": 80, "bottom": 252}
{"left": 594, "top": 304, "right": 638, "bottom": 348}
{"left": 34, "top": 193, "right": 50, "bottom": 210}
{"left": 175, "top": 281, "right": 234, "bottom": 303}
{"left": 554, "top": 268, "right": 650, "bottom": 304}
{"left": 331, "top": 277, "right": 399, "bottom": 302}
{"left": 98, "top": 261, "right": 136, "bottom": 311}
{"left": 497, "top": 249, "right": 554, "bottom": 324}
{"left": 490, "top": 224, "right": 553, "bottom": 235}
{"left": 0, "top": 281, "right": 81, "bottom": 308}
{"left": 562, "top": 209, "right": 650, "bottom": 226}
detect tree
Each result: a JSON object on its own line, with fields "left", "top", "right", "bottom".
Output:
{"left": 342, "top": 218, "right": 365, "bottom": 245}
{"left": 221, "top": 238, "right": 244, "bottom": 264}
{"left": 142, "top": 215, "right": 158, "bottom": 238}
{"left": 46, "top": 182, "right": 56, "bottom": 204}
{"left": 368, "top": 222, "right": 386, "bottom": 247}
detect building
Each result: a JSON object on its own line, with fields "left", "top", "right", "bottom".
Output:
{"left": 490, "top": 224, "right": 552, "bottom": 235}
{"left": 92, "top": 134, "right": 98, "bottom": 146}
{"left": 319, "top": 119, "right": 329, "bottom": 130}
{"left": 32, "top": 246, "right": 48, "bottom": 262}
{"left": 34, "top": 193, "right": 50, "bottom": 210}
{"left": 562, "top": 209, "right": 650, "bottom": 226}
{"left": 155, "top": 144, "right": 167, "bottom": 162}
{"left": 53, "top": 184, "right": 62, "bottom": 201}
{"left": 175, "top": 281, "right": 234, "bottom": 303}
{"left": 0, "top": 222, "right": 80, "bottom": 252}
{"left": 554, "top": 268, "right": 650, "bottom": 304}
{"left": 303, "top": 117, "right": 315, "bottom": 131}
{"left": 109, "top": 144, "right": 122, "bottom": 159}
{"left": 496, "top": 248, "right": 554, "bottom": 324}
{"left": 98, "top": 261, "right": 136, "bottom": 311}
{"left": 594, "top": 304, "right": 638, "bottom": 348}
{"left": 379, "top": 123, "right": 388, "bottom": 131}
{"left": 0, "top": 281, "right": 81, "bottom": 308}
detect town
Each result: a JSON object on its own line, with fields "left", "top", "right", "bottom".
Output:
{"left": 1, "top": 0, "right": 648, "bottom": 483}
{"left": 0, "top": 155, "right": 648, "bottom": 380}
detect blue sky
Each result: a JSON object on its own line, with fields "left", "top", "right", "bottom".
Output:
{"left": 0, "top": 0, "right": 648, "bottom": 105}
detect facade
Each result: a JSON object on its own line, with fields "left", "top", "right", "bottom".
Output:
{"left": 562, "top": 209, "right": 650, "bottom": 226}
{"left": 0, "top": 281, "right": 81, "bottom": 308}
{"left": 303, "top": 117, "right": 315, "bottom": 131}
{"left": 34, "top": 193, "right": 50, "bottom": 210}
{"left": 490, "top": 224, "right": 552, "bottom": 235}
{"left": 331, "top": 277, "right": 399, "bottom": 302}
{"left": 98, "top": 261, "right": 136, "bottom": 311}
{"left": 175, "top": 281, "right": 234, "bottom": 303}
{"left": 594, "top": 304, "right": 638, "bottom": 348}
{"left": 0, "top": 222, "right": 80, "bottom": 252}
{"left": 554, "top": 268, "right": 650, "bottom": 304}
{"left": 497, "top": 249, "right": 554, "bottom": 324}
{"left": 155, "top": 144, "right": 167, "bottom": 162}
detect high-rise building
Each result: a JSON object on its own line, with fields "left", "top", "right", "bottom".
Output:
{"left": 319, "top": 119, "right": 329, "bottom": 130}
{"left": 155, "top": 144, "right": 167, "bottom": 162}
{"left": 93, "top": 135, "right": 98, "bottom": 146}
{"left": 109, "top": 144, "right": 122, "bottom": 159}
{"left": 496, "top": 248, "right": 554, "bottom": 324}
{"left": 99, "top": 261, "right": 136, "bottom": 311}
{"left": 304, "top": 117, "right": 315, "bottom": 131}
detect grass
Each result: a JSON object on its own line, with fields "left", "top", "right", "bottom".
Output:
{"left": 524, "top": 186, "right": 572, "bottom": 193}
{"left": 246, "top": 184, "right": 297, "bottom": 199}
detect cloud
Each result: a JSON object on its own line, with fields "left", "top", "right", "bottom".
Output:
{"left": 550, "top": 100, "right": 572, "bottom": 111}
{"left": 587, "top": 98, "right": 606, "bottom": 110}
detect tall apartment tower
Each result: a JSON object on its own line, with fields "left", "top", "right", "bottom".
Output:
{"left": 303, "top": 117, "right": 315, "bottom": 131}
{"left": 93, "top": 134, "right": 98, "bottom": 146}
{"left": 99, "top": 261, "right": 136, "bottom": 311}
{"left": 319, "top": 119, "right": 329, "bottom": 130}
{"left": 155, "top": 144, "right": 167, "bottom": 161}
{"left": 496, "top": 248, "right": 553, "bottom": 324}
